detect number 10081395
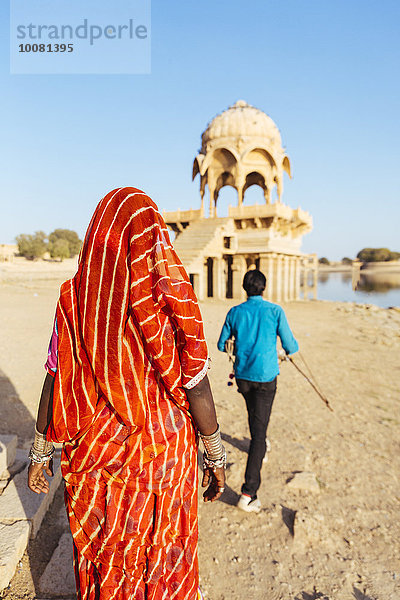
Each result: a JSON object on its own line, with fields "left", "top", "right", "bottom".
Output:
{"left": 19, "top": 43, "right": 74, "bottom": 53}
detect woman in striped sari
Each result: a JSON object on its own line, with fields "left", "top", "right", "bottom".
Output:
{"left": 27, "top": 188, "right": 226, "bottom": 600}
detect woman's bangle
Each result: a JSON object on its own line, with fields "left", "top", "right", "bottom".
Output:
{"left": 29, "top": 426, "right": 55, "bottom": 463}
{"left": 199, "top": 425, "right": 224, "bottom": 460}
{"left": 33, "top": 426, "right": 53, "bottom": 454}
{"left": 200, "top": 425, "right": 226, "bottom": 470}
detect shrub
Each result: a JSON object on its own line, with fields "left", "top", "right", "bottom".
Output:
{"left": 48, "top": 229, "right": 81, "bottom": 258}
{"left": 318, "top": 257, "right": 330, "bottom": 265}
{"left": 16, "top": 231, "right": 47, "bottom": 260}
{"left": 341, "top": 257, "right": 352, "bottom": 265}
{"left": 50, "top": 238, "right": 70, "bottom": 261}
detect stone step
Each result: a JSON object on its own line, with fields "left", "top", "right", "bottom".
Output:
{"left": 176, "top": 241, "right": 203, "bottom": 245}
{"left": 176, "top": 241, "right": 214, "bottom": 248}
{"left": 0, "top": 454, "right": 62, "bottom": 592}
{"left": 0, "top": 454, "right": 62, "bottom": 538}
{"left": 176, "top": 254, "right": 203, "bottom": 261}
{"left": 0, "top": 435, "right": 17, "bottom": 475}
{"left": 0, "top": 521, "right": 30, "bottom": 592}
{"left": 176, "top": 242, "right": 210, "bottom": 247}
{"left": 176, "top": 246, "right": 213, "bottom": 252}
{"left": 0, "top": 448, "right": 30, "bottom": 495}
{"left": 39, "top": 532, "right": 75, "bottom": 598}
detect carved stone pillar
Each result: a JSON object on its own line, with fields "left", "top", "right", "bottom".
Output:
{"left": 259, "top": 254, "right": 274, "bottom": 301}
{"left": 276, "top": 255, "right": 282, "bottom": 303}
{"left": 289, "top": 257, "right": 295, "bottom": 301}
{"left": 232, "top": 255, "right": 247, "bottom": 300}
{"left": 281, "top": 256, "right": 286, "bottom": 302}
{"left": 237, "top": 187, "right": 244, "bottom": 207}
{"left": 287, "top": 257, "right": 292, "bottom": 301}
{"left": 283, "top": 256, "right": 290, "bottom": 302}
{"left": 209, "top": 188, "right": 215, "bottom": 218}
{"left": 203, "top": 260, "right": 209, "bottom": 299}
{"left": 213, "top": 258, "right": 225, "bottom": 300}
{"left": 236, "top": 170, "right": 245, "bottom": 207}
{"left": 267, "top": 254, "right": 274, "bottom": 300}
{"left": 258, "top": 254, "right": 267, "bottom": 274}
{"left": 312, "top": 257, "right": 318, "bottom": 300}
{"left": 295, "top": 258, "right": 301, "bottom": 300}
{"left": 271, "top": 254, "right": 278, "bottom": 302}
{"left": 303, "top": 264, "right": 309, "bottom": 300}
{"left": 197, "top": 271, "right": 205, "bottom": 301}
{"left": 200, "top": 190, "right": 205, "bottom": 218}
{"left": 276, "top": 178, "right": 283, "bottom": 203}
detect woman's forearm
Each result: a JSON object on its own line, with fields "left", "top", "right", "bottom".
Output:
{"left": 185, "top": 375, "right": 218, "bottom": 436}
{"left": 36, "top": 372, "right": 55, "bottom": 434}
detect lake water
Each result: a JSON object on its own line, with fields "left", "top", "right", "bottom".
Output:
{"left": 316, "top": 271, "right": 400, "bottom": 308}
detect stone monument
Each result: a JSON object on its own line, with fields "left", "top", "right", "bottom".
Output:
{"left": 164, "top": 100, "right": 317, "bottom": 301}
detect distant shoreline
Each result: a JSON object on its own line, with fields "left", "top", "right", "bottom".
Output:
{"left": 1, "top": 258, "right": 399, "bottom": 308}
{"left": 319, "top": 261, "right": 400, "bottom": 274}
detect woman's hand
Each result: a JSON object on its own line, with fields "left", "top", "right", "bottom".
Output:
{"left": 28, "top": 460, "right": 53, "bottom": 494}
{"left": 202, "top": 466, "right": 225, "bottom": 502}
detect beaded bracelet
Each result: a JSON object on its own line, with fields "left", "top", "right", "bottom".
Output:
{"left": 203, "top": 449, "right": 227, "bottom": 472}
{"left": 29, "top": 446, "right": 55, "bottom": 464}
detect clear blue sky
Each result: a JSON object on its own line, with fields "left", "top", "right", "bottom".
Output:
{"left": 1, "top": 0, "right": 399, "bottom": 260}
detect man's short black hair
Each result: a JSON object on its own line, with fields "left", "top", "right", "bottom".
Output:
{"left": 242, "top": 269, "right": 266, "bottom": 296}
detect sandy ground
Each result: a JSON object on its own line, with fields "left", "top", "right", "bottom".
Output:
{"left": 1, "top": 259, "right": 400, "bottom": 600}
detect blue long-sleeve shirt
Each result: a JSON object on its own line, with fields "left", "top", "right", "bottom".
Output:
{"left": 217, "top": 295, "right": 299, "bottom": 382}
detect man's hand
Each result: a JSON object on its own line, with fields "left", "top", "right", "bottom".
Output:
{"left": 28, "top": 460, "right": 53, "bottom": 494}
{"left": 278, "top": 349, "right": 288, "bottom": 361}
{"left": 202, "top": 466, "right": 225, "bottom": 502}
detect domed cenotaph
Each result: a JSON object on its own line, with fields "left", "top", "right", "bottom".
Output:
{"left": 164, "top": 101, "right": 317, "bottom": 301}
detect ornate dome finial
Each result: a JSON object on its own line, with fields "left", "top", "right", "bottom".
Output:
{"left": 233, "top": 100, "right": 249, "bottom": 108}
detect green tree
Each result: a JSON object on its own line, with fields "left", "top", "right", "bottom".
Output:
{"left": 357, "top": 247, "right": 393, "bottom": 262}
{"left": 357, "top": 248, "right": 373, "bottom": 262}
{"left": 341, "top": 257, "right": 352, "bottom": 265}
{"left": 50, "top": 238, "right": 70, "bottom": 261}
{"left": 16, "top": 231, "right": 47, "bottom": 260}
{"left": 373, "top": 248, "right": 391, "bottom": 261}
{"left": 318, "top": 257, "right": 330, "bottom": 265}
{"left": 48, "top": 229, "right": 81, "bottom": 258}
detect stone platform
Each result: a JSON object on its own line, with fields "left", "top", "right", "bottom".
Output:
{"left": 0, "top": 435, "right": 62, "bottom": 591}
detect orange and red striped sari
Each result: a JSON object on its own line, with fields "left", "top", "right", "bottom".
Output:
{"left": 46, "top": 188, "right": 209, "bottom": 600}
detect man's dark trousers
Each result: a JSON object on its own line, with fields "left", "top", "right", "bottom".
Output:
{"left": 236, "top": 377, "right": 277, "bottom": 499}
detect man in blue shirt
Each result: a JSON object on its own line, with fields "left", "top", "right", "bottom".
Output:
{"left": 217, "top": 269, "right": 298, "bottom": 513}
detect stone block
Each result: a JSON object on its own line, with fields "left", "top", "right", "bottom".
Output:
{"left": 0, "top": 520, "right": 30, "bottom": 591}
{"left": 0, "top": 457, "right": 62, "bottom": 538}
{"left": 288, "top": 444, "right": 311, "bottom": 472}
{"left": 0, "top": 449, "right": 30, "bottom": 483}
{"left": 286, "top": 471, "right": 320, "bottom": 493}
{"left": 0, "top": 435, "right": 17, "bottom": 476}
{"left": 39, "top": 532, "right": 75, "bottom": 597}
{"left": 293, "top": 511, "right": 328, "bottom": 550}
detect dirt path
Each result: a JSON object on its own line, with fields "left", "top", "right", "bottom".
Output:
{"left": 198, "top": 300, "right": 400, "bottom": 600}
{"left": 1, "top": 270, "right": 399, "bottom": 599}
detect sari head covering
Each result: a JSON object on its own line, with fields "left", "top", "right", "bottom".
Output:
{"left": 47, "top": 187, "right": 208, "bottom": 443}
